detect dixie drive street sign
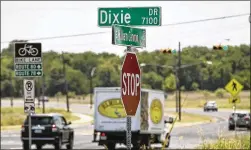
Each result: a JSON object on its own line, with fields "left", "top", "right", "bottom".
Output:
{"left": 112, "top": 25, "right": 146, "bottom": 48}
{"left": 98, "top": 7, "right": 162, "bottom": 27}
{"left": 14, "top": 43, "right": 43, "bottom": 77}
{"left": 121, "top": 52, "right": 141, "bottom": 116}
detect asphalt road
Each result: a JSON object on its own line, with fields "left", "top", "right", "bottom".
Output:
{"left": 1, "top": 100, "right": 250, "bottom": 149}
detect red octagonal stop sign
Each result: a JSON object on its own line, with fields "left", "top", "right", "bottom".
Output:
{"left": 121, "top": 52, "right": 141, "bottom": 116}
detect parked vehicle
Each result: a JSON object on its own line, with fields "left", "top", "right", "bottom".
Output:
{"left": 92, "top": 87, "right": 173, "bottom": 149}
{"left": 21, "top": 113, "right": 74, "bottom": 150}
{"left": 228, "top": 111, "right": 250, "bottom": 130}
{"left": 203, "top": 101, "right": 218, "bottom": 112}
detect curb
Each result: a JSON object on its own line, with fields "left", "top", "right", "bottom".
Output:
{"left": 71, "top": 113, "right": 93, "bottom": 124}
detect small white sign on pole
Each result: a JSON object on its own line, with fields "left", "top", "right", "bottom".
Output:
{"left": 24, "top": 79, "right": 35, "bottom": 102}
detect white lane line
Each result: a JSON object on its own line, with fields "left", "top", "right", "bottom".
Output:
{"left": 1, "top": 140, "right": 22, "bottom": 145}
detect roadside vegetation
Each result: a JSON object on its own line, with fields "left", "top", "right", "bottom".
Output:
{"left": 1, "top": 107, "right": 80, "bottom": 127}
{"left": 199, "top": 135, "right": 250, "bottom": 149}
{"left": 169, "top": 112, "right": 214, "bottom": 124}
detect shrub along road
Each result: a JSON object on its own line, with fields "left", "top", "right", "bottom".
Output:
{"left": 1, "top": 100, "right": 250, "bottom": 149}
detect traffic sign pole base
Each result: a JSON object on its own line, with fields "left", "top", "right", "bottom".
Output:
{"left": 126, "top": 116, "right": 132, "bottom": 150}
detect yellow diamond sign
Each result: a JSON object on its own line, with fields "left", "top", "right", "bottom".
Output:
{"left": 225, "top": 78, "right": 243, "bottom": 97}
{"left": 228, "top": 96, "right": 241, "bottom": 104}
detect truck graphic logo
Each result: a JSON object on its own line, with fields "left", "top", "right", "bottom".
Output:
{"left": 98, "top": 99, "right": 126, "bottom": 118}
{"left": 150, "top": 99, "right": 163, "bottom": 124}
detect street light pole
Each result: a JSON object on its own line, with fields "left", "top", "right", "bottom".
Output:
{"left": 90, "top": 67, "right": 96, "bottom": 109}
{"left": 178, "top": 42, "right": 182, "bottom": 121}
{"left": 62, "top": 52, "right": 69, "bottom": 112}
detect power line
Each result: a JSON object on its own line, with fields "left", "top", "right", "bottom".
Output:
{"left": 1, "top": 13, "right": 249, "bottom": 44}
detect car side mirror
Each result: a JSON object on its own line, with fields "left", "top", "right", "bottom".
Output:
{"left": 164, "top": 117, "right": 174, "bottom": 124}
{"left": 68, "top": 121, "right": 72, "bottom": 125}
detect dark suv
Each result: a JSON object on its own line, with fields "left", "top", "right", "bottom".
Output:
{"left": 21, "top": 113, "right": 74, "bottom": 150}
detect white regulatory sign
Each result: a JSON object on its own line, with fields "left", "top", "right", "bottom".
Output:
{"left": 24, "top": 79, "right": 35, "bottom": 103}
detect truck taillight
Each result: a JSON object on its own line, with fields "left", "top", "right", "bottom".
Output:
{"left": 52, "top": 124, "right": 57, "bottom": 132}
{"left": 244, "top": 117, "right": 249, "bottom": 121}
{"left": 101, "top": 133, "right": 106, "bottom": 136}
{"left": 21, "top": 125, "right": 25, "bottom": 132}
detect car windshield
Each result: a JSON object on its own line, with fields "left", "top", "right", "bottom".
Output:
{"left": 207, "top": 102, "right": 216, "bottom": 106}
{"left": 232, "top": 113, "right": 248, "bottom": 118}
{"left": 24, "top": 116, "right": 53, "bottom": 125}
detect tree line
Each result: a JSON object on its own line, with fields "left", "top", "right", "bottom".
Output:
{"left": 1, "top": 40, "right": 250, "bottom": 98}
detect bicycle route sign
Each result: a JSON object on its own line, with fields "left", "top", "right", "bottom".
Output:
{"left": 14, "top": 43, "right": 43, "bottom": 77}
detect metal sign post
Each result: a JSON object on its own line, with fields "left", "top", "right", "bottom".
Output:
{"left": 23, "top": 79, "right": 35, "bottom": 150}
{"left": 126, "top": 116, "right": 132, "bottom": 150}
{"left": 28, "top": 112, "right": 32, "bottom": 150}
{"left": 234, "top": 103, "right": 237, "bottom": 138}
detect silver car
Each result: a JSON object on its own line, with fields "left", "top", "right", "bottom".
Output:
{"left": 228, "top": 111, "right": 250, "bottom": 130}
{"left": 203, "top": 101, "right": 218, "bottom": 112}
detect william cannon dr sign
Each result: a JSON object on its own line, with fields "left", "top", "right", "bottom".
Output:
{"left": 112, "top": 25, "right": 146, "bottom": 48}
{"left": 98, "top": 7, "right": 162, "bottom": 27}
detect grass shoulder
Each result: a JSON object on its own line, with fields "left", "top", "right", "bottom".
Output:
{"left": 167, "top": 112, "right": 214, "bottom": 125}
{"left": 198, "top": 135, "right": 250, "bottom": 149}
{"left": 1, "top": 107, "right": 80, "bottom": 128}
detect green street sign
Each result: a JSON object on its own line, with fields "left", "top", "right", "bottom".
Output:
{"left": 98, "top": 7, "right": 162, "bottom": 27}
{"left": 112, "top": 25, "right": 146, "bottom": 48}
{"left": 15, "top": 64, "right": 42, "bottom": 70}
{"left": 15, "top": 70, "right": 43, "bottom": 77}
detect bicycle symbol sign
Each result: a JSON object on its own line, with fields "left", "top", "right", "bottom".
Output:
{"left": 18, "top": 44, "right": 39, "bottom": 56}
{"left": 14, "top": 43, "right": 41, "bottom": 58}
{"left": 25, "top": 81, "right": 33, "bottom": 91}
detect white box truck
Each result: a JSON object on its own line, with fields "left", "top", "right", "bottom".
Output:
{"left": 92, "top": 87, "right": 173, "bottom": 149}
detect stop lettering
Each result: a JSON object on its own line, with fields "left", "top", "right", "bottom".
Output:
{"left": 122, "top": 73, "right": 140, "bottom": 96}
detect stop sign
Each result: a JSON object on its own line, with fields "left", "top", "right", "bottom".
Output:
{"left": 121, "top": 52, "right": 141, "bottom": 116}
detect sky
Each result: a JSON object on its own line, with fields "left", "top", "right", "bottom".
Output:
{"left": 1, "top": 1, "right": 250, "bottom": 56}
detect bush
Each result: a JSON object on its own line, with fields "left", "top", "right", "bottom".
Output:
{"left": 201, "top": 90, "right": 211, "bottom": 100}
{"left": 68, "top": 91, "right": 76, "bottom": 98}
{"left": 55, "top": 92, "right": 62, "bottom": 97}
{"left": 214, "top": 88, "right": 226, "bottom": 98}
{"left": 200, "top": 135, "right": 250, "bottom": 149}
{"left": 191, "top": 82, "right": 199, "bottom": 90}
{"left": 180, "top": 86, "right": 186, "bottom": 91}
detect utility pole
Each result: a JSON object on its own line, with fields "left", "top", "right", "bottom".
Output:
{"left": 42, "top": 74, "right": 45, "bottom": 113}
{"left": 90, "top": 67, "right": 96, "bottom": 109}
{"left": 178, "top": 42, "right": 182, "bottom": 121}
{"left": 37, "top": 78, "right": 40, "bottom": 108}
{"left": 62, "top": 52, "right": 70, "bottom": 112}
{"left": 9, "top": 72, "right": 13, "bottom": 107}
{"left": 175, "top": 55, "right": 179, "bottom": 113}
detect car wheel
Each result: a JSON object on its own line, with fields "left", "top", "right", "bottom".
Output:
{"left": 22, "top": 142, "right": 29, "bottom": 150}
{"left": 229, "top": 125, "right": 235, "bottom": 130}
{"left": 36, "top": 144, "right": 42, "bottom": 150}
{"left": 132, "top": 143, "right": 141, "bottom": 150}
{"left": 66, "top": 136, "right": 74, "bottom": 150}
{"left": 54, "top": 137, "right": 62, "bottom": 150}
{"left": 105, "top": 143, "right": 116, "bottom": 150}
